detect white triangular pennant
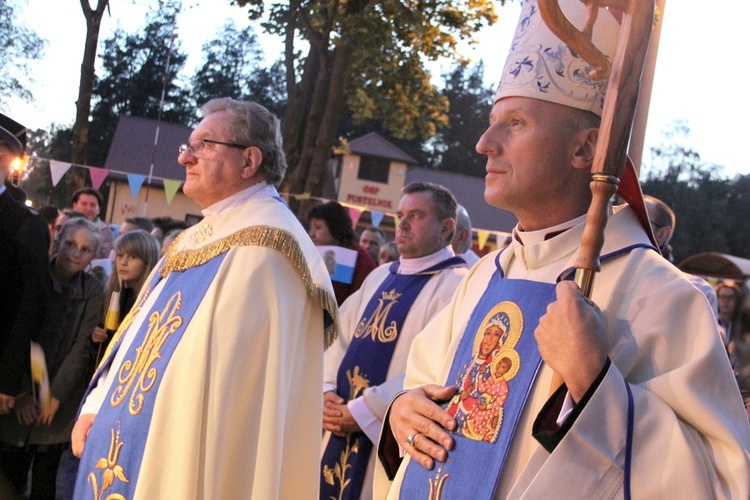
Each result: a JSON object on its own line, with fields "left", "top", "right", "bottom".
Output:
{"left": 49, "top": 160, "right": 72, "bottom": 187}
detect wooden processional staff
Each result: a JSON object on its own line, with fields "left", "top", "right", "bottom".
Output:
{"left": 537, "top": 0, "right": 656, "bottom": 393}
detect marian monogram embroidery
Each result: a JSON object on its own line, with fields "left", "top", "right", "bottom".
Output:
{"left": 110, "top": 292, "right": 183, "bottom": 416}
{"left": 353, "top": 289, "right": 401, "bottom": 343}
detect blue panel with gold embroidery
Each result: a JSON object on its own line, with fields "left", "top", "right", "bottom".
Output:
{"left": 73, "top": 253, "right": 228, "bottom": 499}
{"left": 401, "top": 271, "right": 556, "bottom": 499}
{"left": 321, "top": 256, "right": 465, "bottom": 500}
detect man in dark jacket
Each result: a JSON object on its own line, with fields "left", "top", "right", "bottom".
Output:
{"left": 0, "top": 123, "right": 50, "bottom": 414}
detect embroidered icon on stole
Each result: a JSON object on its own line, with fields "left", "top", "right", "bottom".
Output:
{"left": 445, "top": 302, "right": 523, "bottom": 443}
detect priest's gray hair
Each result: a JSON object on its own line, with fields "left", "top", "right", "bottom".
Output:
{"left": 200, "top": 98, "right": 287, "bottom": 187}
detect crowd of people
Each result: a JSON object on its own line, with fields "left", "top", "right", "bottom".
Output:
{"left": 0, "top": 177, "right": 192, "bottom": 497}
{"left": 0, "top": 120, "right": 446, "bottom": 499}
{"left": 2, "top": 0, "right": 750, "bottom": 497}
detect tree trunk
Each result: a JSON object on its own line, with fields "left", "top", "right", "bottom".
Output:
{"left": 281, "top": 35, "right": 329, "bottom": 215}
{"left": 282, "top": 48, "right": 319, "bottom": 188}
{"left": 279, "top": 2, "right": 365, "bottom": 217}
{"left": 71, "top": 0, "right": 108, "bottom": 166}
{"left": 303, "top": 43, "right": 352, "bottom": 198}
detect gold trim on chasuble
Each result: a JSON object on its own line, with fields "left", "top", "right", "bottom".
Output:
{"left": 161, "top": 225, "right": 338, "bottom": 347}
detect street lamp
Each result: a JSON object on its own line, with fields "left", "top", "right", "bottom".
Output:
{"left": 9, "top": 155, "right": 28, "bottom": 187}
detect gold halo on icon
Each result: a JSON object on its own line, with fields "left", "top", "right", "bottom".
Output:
{"left": 491, "top": 348, "right": 521, "bottom": 381}
{"left": 471, "top": 301, "right": 524, "bottom": 356}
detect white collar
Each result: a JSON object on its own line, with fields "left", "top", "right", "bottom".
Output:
{"left": 502, "top": 205, "right": 649, "bottom": 275}
{"left": 513, "top": 213, "right": 588, "bottom": 247}
{"left": 397, "top": 246, "right": 456, "bottom": 275}
{"left": 201, "top": 182, "right": 279, "bottom": 217}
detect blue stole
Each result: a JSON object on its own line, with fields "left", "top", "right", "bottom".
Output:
{"left": 401, "top": 243, "right": 655, "bottom": 499}
{"left": 73, "top": 254, "right": 227, "bottom": 500}
{"left": 401, "top": 254, "right": 554, "bottom": 499}
{"left": 321, "top": 257, "right": 465, "bottom": 500}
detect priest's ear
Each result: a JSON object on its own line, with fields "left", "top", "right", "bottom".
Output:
{"left": 241, "top": 146, "right": 263, "bottom": 179}
{"left": 571, "top": 127, "right": 598, "bottom": 171}
{"left": 442, "top": 217, "right": 456, "bottom": 243}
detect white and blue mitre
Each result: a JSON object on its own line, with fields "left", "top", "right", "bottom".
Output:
{"left": 495, "top": 0, "right": 621, "bottom": 115}
{"left": 496, "top": 0, "right": 657, "bottom": 244}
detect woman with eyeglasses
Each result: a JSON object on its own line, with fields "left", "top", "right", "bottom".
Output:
{"left": 0, "top": 217, "right": 104, "bottom": 499}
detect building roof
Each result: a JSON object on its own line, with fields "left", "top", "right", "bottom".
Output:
{"left": 104, "top": 115, "right": 191, "bottom": 181}
{"left": 348, "top": 132, "right": 418, "bottom": 165}
{"left": 406, "top": 167, "right": 517, "bottom": 233}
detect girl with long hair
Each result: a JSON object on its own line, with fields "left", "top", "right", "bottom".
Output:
{"left": 91, "top": 230, "right": 160, "bottom": 352}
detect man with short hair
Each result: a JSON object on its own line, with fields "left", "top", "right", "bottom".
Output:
{"left": 321, "top": 182, "right": 467, "bottom": 499}
{"left": 381, "top": 1, "right": 750, "bottom": 498}
{"left": 70, "top": 187, "right": 114, "bottom": 258}
{"left": 72, "top": 98, "right": 337, "bottom": 498}
{"left": 0, "top": 123, "right": 50, "bottom": 416}
{"left": 451, "top": 204, "right": 480, "bottom": 267}
{"left": 119, "top": 216, "right": 154, "bottom": 235}
{"left": 360, "top": 226, "right": 385, "bottom": 264}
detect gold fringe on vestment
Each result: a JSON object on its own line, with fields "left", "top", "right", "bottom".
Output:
{"left": 161, "top": 225, "right": 339, "bottom": 348}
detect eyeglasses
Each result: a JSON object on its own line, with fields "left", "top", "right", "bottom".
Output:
{"left": 178, "top": 138, "right": 249, "bottom": 157}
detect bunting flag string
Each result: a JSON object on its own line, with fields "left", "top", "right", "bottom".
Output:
{"left": 28, "top": 155, "right": 184, "bottom": 205}
{"left": 29, "top": 155, "right": 508, "bottom": 245}
{"left": 477, "top": 230, "right": 490, "bottom": 251}
{"left": 348, "top": 206, "right": 363, "bottom": 228}
{"left": 163, "top": 179, "right": 182, "bottom": 204}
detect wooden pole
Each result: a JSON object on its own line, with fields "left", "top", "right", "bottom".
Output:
{"left": 538, "top": 0, "right": 655, "bottom": 394}
{"left": 627, "top": 0, "right": 667, "bottom": 175}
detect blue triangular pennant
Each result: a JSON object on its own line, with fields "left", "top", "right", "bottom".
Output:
{"left": 371, "top": 211, "right": 385, "bottom": 228}
{"left": 127, "top": 174, "right": 146, "bottom": 199}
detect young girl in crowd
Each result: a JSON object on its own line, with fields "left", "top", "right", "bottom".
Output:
{"left": 91, "top": 230, "right": 160, "bottom": 354}
{"left": 0, "top": 217, "right": 104, "bottom": 499}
